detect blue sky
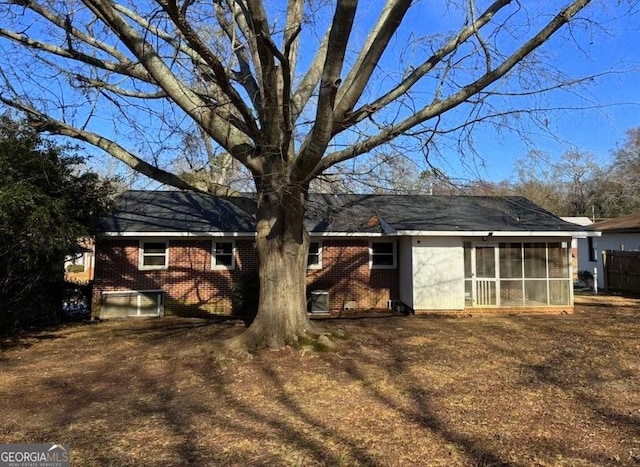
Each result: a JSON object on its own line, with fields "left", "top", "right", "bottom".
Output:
{"left": 3, "top": 1, "right": 637, "bottom": 188}
{"left": 114, "top": 2, "right": 640, "bottom": 187}
{"left": 437, "top": 2, "right": 640, "bottom": 182}
{"left": 290, "top": 1, "right": 640, "bottom": 185}
{"left": 77, "top": 1, "right": 640, "bottom": 186}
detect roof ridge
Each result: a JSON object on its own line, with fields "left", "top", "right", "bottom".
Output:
{"left": 120, "top": 189, "right": 532, "bottom": 201}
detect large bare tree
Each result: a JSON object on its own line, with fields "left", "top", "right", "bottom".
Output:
{"left": 0, "top": 0, "right": 616, "bottom": 350}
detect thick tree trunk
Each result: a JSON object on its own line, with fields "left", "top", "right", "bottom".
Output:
{"left": 225, "top": 183, "right": 320, "bottom": 352}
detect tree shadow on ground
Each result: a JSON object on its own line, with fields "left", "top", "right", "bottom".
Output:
{"left": 1, "top": 304, "right": 639, "bottom": 465}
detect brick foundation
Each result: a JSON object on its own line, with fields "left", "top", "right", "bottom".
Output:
{"left": 414, "top": 306, "right": 574, "bottom": 315}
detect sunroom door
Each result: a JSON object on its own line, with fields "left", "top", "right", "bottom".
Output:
{"left": 465, "top": 244, "right": 498, "bottom": 307}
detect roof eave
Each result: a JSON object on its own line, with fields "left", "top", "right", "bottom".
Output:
{"left": 595, "top": 228, "right": 640, "bottom": 234}
{"left": 393, "top": 230, "right": 598, "bottom": 238}
{"left": 100, "top": 230, "right": 601, "bottom": 238}
{"left": 100, "top": 231, "right": 256, "bottom": 237}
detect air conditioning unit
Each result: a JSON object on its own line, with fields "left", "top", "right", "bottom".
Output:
{"left": 343, "top": 300, "right": 356, "bottom": 311}
{"left": 388, "top": 300, "right": 406, "bottom": 314}
{"left": 310, "top": 290, "right": 329, "bottom": 313}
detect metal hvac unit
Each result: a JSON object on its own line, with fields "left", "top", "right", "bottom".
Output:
{"left": 388, "top": 300, "right": 407, "bottom": 314}
{"left": 309, "top": 290, "right": 329, "bottom": 313}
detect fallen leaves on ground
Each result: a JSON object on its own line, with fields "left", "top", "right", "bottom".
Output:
{"left": 1, "top": 294, "right": 639, "bottom": 466}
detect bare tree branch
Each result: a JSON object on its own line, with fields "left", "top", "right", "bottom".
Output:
{"left": 334, "top": 0, "right": 513, "bottom": 132}
{"left": 312, "top": 0, "right": 593, "bottom": 179}
{"left": 73, "top": 75, "right": 167, "bottom": 99}
{"left": 21, "top": 0, "right": 133, "bottom": 64}
{"left": 294, "top": 0, "right": 357, "bottom": 180}
{"left": 284, "top": 0, "right": 303, "bottom": 79}
{"left": 0, "top": 27, "right": 153, "bottom": 82}
{"left": 290, "top": 31, "right": 329, "bottom": 122}
{"left": 80, "top": 0, "right": 256, "bottom": 164}
{"left": 333, "top": 0, "right": 412, "bottom": 123}
{"left": 213, "top": 1, "right": 261, "bottom": 111}
{"left": 159, "top": 0, "right": 261, "bottom": 138}
{"left": 0, "top": 95, "right": 201, "bottom": 189}
{"left": 245, "top": 0, "right": 281, "bottom": 146}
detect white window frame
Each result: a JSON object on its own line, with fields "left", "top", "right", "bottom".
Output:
{"left": 212, "top": 240, "right": 236, "bottom": 270}
{"left": 139, "top": 240, "right": 169, "bottom": 270}
{"left": 369, "top": 240, "right": 397, "bottom": 269}
{"left": 308, "top": 241, "right": 323, "bottom": 269}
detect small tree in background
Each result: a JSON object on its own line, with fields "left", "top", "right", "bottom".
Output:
{"left": 0, "top": 117, "right": 114, "bottom": 333}
{"left": 468, "top": 135, "right": 640, "bottom": 220}
{"left": 604, "top": 127, "right": 640, "bottom": 216}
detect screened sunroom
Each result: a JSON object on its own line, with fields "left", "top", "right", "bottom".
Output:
{"left": 463, "top": 241, "right": 572, "bottom": 308}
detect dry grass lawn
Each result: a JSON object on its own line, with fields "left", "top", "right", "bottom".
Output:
{"left": 1, "top": 294, "right": 640, "bottom": 466}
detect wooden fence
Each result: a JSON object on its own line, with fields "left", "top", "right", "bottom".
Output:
{"left": 603, "top": 250, "right": 640, "bottom": 295}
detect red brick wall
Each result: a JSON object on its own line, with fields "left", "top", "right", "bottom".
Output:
{"left": 306, "top": 239, "right": 399, "bottom": 310}
{"left": 92, "top": 237, "right": 399, "bottom": 316}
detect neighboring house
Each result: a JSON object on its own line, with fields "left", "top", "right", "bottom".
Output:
{"left": 561, "top": 217, "right": 595, "bottom": 280}
{"left": 582, "top": 213, "right": 640, "bottom": 291}
{"left": 64, "top": 239, "right": 95, "bottom": 284}
{"left": 92, "top": 191, "right": 592, "bottom": 318}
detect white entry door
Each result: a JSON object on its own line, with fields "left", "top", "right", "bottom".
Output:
{"left": 472, "top": 245, "right": 498, "bottom": 306}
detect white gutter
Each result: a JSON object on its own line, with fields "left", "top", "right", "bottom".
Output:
{"left": 100, "top": 231, "right": 256, "bottom": 237}
{"left": 310, "top": 231, "right": 388, "bottom": 237}
{"left": 101, "top": 231, "right": 393, "bottom": 238}
{"left": 392, "top": 230, "right": 600, "bottom": 238}
{"left": 101, "top": 229, "right": 598, "bottom": 238}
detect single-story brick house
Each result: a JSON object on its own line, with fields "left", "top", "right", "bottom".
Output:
{"left": 92, "top": 191, "right": 592, "bottom": 318}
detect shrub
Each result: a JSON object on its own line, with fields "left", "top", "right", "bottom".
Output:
{"left": 0, "top": 117, "right": 114, "bottom": 334}
{"left": 231, "top": 270, "right": 260, "bottom": 326}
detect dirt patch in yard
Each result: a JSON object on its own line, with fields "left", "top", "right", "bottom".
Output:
{"left": 1, "top": 295, "right": 640, "bottom": 466}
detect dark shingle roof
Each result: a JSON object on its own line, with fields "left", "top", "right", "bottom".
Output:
{"left": 99, "top": 191, "right": 586, "bottom": 234}
{"left": 98, "top": 191, "right": 255, "bottom": 233}
{"left": 305, "top": 194, "right": 585, "bottom": 233}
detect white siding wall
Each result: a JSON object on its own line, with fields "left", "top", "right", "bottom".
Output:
{"left": 576, "top": 237, "right": 593, "bottom": 276}
{"left": 587, "top": 233, "right": 640, "bottom": 289}
{"left": 411, "top": 237, "right": 465, "bottom": 310}
{"left": 398, "top": 236, "right": 414, "bottom": 309}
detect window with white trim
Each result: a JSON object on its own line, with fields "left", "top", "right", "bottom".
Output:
{"left": 308, "top": 241, "right": 322, "bottom": 269}
{"left": 370, "top": 241, "right": 396, "bottom": 268}
{"left": 139, "top": 241, "right": 168, "bottom": 270}
{"left": 588, "top": 237, "right": 597, "bottom": 262}
{"left": 212, "top": 240, "right": 235, "bottom": 269}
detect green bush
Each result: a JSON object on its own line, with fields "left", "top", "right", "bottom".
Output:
{"left": 231, "top": 270, "right": 260, "bottom": 326}
{"left": 0, "top": 273, "right": 63, "bottom": 336}
{"left": 0, "top": 117, "right": 114, "bottom": 334}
